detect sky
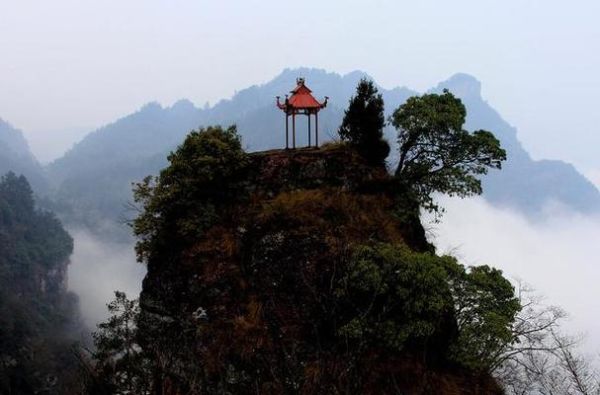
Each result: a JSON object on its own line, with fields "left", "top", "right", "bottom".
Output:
{"left": 1, "top": 0, "right": 600, "bottom": 170}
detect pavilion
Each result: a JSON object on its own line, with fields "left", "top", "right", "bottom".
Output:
{"left": 276, "top": 78, "right": 328, "bottom": 149}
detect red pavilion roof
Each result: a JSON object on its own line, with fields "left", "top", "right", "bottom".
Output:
{"left": 277, "top": 78, "right": 328, "bottom": 112}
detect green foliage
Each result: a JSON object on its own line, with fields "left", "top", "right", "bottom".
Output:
{"left": 337, "top": 244, "right": 454, "bottom": 353}
{"left": 338, "top": 79, "right": 390, "bottom": 166}
{"left": 86, "top": 291, "right": 150, "bottom": 395}
{"left": 133, "top": 125, "right": 249, "bottom": 262}
{"left": 0, "top": 171, "right": 34, "bottom": 214}
{"left": 0, "top": 172, "right": 78, "bottom": 394}
{"left": 337, "top": 243, "right": 520, "bottom": 371}
{"left": 442, "top": 263, "right": 521, "bottom": 371}
{"left": 391, "top": 89, "right": 506, "bottom": 212}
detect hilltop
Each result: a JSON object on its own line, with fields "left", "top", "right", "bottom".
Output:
{"left": 118, "top": 126, "right": 517, "bottom": 394}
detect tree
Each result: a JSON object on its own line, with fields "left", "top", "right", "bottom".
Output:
{"left": 443, "top": 264, "right": 521, "bottom": 371}
{"left": 0, "top": 171, "right": 34, "bottom": 217}
{"left": 493, "top": 283, "right": 600, "bottom": 395}
{"left": 391, "top": 89, "right": 506, "bottom": 212}
{"left": 132, "top": 125, "right": 249, "bottom": 262}
{"left": 336, "top": 243, "right": 521, "bottom": 370}
{"left": 338, "top": 78, "right": 390, "bottom": 166}
{"left": 336, "top": 244, "right": 455, "bottom": 360}
{"left": 86, "top": 291, "right": 150, "bottom": 394}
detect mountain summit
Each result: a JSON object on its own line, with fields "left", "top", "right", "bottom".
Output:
{"left": 131, "top": 131, "right": 507, "bottom": 393}
{"left": 434, "top": 73, "right": 482, "bottom": 99}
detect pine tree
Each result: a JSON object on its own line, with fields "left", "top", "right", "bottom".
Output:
{"left": 338, "top": 79, "right": 390, "bottom": 166}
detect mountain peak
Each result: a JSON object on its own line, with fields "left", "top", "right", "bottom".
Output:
{"left": 434, "top": 73, "right": 482, "bottom": 99}
{"left": 343, "top": 69, "right": 372, "bottom": 81}
{"left": 170, "top": 99, "right": 197, "bottom": 112}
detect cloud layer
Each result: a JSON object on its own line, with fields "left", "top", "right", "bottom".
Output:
{"left": 426, "top": 196, "right": 600, "bottom": 353}
{"left": 67, "top": 228, "right": 145, "bottom": 327}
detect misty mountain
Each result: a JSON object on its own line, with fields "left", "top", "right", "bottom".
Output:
{"left": 46, "top": 68, "right": 600, "bottom": 238}
{"left": 432, "top": 73, "right": 600, "bottom": 214}
{"left": 0, "top": 119, "right": 47, "bottom": 193}
{"left": 46, "top": 103, "right": 200, "bottom": 234}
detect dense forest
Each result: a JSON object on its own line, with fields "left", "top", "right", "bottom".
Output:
{"left": 0, "top": 172, "right": 82, "bottom": 394}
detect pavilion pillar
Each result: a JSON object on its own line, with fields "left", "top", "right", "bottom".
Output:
{"left": 285, "top": 114, "right": 289, "bottom": 149}
{"left": 315, "top": 112, "right": 319, "bottom": 147}
{"left": 292, "top": 113, "right": 296, "bottom": 149}
{"left": 307, "top": 113, "right": 311, "bottom": 147}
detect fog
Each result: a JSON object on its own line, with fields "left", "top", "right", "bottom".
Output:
{"left": 67, "top": 228, "right": 144, "bottom": 326}
{"left": 426, "top": 196, "right": 600, "bottom": 353}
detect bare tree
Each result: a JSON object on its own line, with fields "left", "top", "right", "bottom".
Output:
{"left": 495, "top": 282, "right": 600, "bottom": 395}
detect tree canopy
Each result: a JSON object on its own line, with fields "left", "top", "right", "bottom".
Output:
{"left": 391, "top": 89, "right": 506, "bottom": 212}
{"left": 338, "top": 243, "right": 520, "bottom": 370}
{"left": 132, "top": 125, "right": 249, "bottom": 263}
{"left": 338, "top": 79, "right": 390, "bottom": 166}
{"left": 85, "top": 291, "right": 150, "bottom": 394}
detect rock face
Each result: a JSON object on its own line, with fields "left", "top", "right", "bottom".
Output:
{"left": 137, "top": 146, "right": 501, "bottom": 394}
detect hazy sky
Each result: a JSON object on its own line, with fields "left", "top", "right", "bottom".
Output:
{"left": 1, "top": 0, "right": 600, "bottom": 171}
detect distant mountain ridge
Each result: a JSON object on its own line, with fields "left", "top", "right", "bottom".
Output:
{"left": 431, "top": 73, "right": 600, "bottom": 214}
{"left": 40, "top": 68, "right": 600, "bottom": 237}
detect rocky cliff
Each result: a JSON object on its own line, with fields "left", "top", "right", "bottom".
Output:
{"left": 134, "top": 127, "right": 510, "bottom": 394}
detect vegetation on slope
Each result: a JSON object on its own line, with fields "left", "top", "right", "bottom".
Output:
{"left": 0, "top": 172, "right": 80, "bottom": 394}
